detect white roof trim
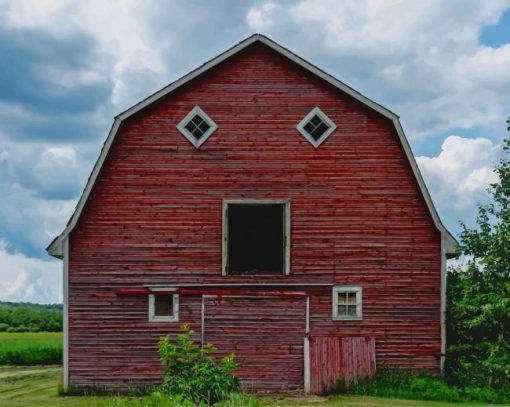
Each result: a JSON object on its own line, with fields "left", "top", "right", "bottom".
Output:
{"left": 47, "top": 33, "right": 457, "bottom": 258}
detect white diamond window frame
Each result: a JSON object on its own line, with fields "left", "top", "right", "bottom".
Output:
{"left": 177, "top": 106, "right": 218, "bottom": 148}
{"left": 296, "top": 107, "right": 337, "bottom": 148}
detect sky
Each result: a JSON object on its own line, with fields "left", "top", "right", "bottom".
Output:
{"left": 0, "top": 0, "right": 509, "bottom": 304}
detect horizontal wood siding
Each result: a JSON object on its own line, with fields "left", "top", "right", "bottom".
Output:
{"left": 68, "top": 293, "right": 202, "bottom": 389}
{"left": 204, "top": 296, "right": 306, "bottom": 391}
{"left": 68, "top": 42, "right": 442, "bottom": 389}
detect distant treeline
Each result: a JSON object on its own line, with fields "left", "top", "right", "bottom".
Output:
{"left": 0, "top": 301, "right": 62, "bottom": 332}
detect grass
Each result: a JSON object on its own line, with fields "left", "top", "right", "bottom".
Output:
{"left": 0, "top": 366, "right": 506, "bottom": 407}
{"left": 0, "top": 332, "right": 62, "bottom": 365}
{"left": 342, "top": 366, "right": 508, "bottom": 404}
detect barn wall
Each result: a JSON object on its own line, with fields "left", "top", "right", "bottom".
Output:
{"left": 204, "top": 296, "right": 307, "bottom": 391}
{"left": 68, "top": 42, "right": 441, "bottom": 389}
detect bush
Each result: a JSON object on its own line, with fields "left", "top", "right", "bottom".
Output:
{"left": 0, "top": 323, "right": 8, "bottom": 332}
{"left": 7, "top": 325, "right": 30, "bottom": 333}
{"left": 158, "top": 324, "right": 241, "bottom": 405}
{"left": 444, "top": 128, "right": 510, "bottom": 402}
{"left": 341, "top": 366, "right": 508, "bottom": 404}
{"left": 0, "top": 302, "right": 62, "bottom": 332}
{"left": 346, "top": 367, "right": 460, "bottom": 401}
{"left": 0, "top": 345, "right": 62, "bottom": 365}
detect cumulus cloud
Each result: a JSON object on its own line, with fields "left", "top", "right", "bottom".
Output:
{"left": 447, "top": 255, "right": 474, "bottom": 272}
{"left": 0, "top": 0, "right": 252, "bottom": 302}
{"left": 246, "top": 0, "right": 510, "bottom": 138}
{"left": 0, "top": 240, "right": 62, "bottom": 304}
{"left": 3, "top": 143, "right": 90, "bottom": 199}
{"left": 1, "top": 0, "right": 229, "bottom": 111}
{"left": 0, "top": 0, "right": 509, "bottom": 303}
{"left": 0, "top": 142, "right": 79, "bottom": 256}
{"left": 417, "top": 136, "right": 500, "bottom": 212}
{"left": 0, "top": 182, "right": 76, "bottom": 257}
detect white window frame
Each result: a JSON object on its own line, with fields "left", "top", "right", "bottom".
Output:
{"left": 332, "top": 286, "right": 362, "bottom": 320}
{"left": 148, "top": 289, "right": 179, "bottom": 322}
{"left": 296, "top": 106, "right": 337, "bottom": 148}
{"left": 222, "top": 199, "right": 291, "bottom": 276}
{"left": 177, "top": 105, "right": 218, "bottom": 148}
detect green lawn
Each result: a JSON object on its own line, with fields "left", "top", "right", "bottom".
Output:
{"left": 0, "top": 332, "right": 62, "bottom": 365}
{"left": 0, "top": 366, "right": 505, "bottom": 407}
{"left": 0, "top": 332, "right": 62, "bottom": 347}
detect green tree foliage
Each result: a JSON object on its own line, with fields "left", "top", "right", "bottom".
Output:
{"left": 446, "top": 125, "right": 510, "bottom": 397}
{"left": 158, "top": 324, "right": 241, "bottom": 405}
{"left": 0, "top": 301, "right": 62, "bottom": 332}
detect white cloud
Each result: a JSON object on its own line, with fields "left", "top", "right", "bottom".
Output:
{"left": 417, "top": 135, "right": 500, "bottom": 212}
{"left": 0, "top": 240, "right": 62, "bottom": 303}
{"left": 0, "top": 0, "right": 508, "bottom": 304}
{"left": 0, "top": 142, "right": 79, "bottom": 258}
{"left": 447, "top": 255, "right": 473, "bottom": 272}
{"left": 0, "top": 180, "right": 76, "bottom": 257}
{"left": 246, "top": 0, "right": 510, "bottom": 138}
{"left": 41, "top": 66, "right": 107, "bottom": 89}
{"left": 1, "top": 0, "right": 181, "bottom": 111}
{"left": 246, "top": 2, "right": 280, "bottom": 30}
{"left": 4, "top": 0, "right": 69, "bottom": 29}
{"left": 3, "top": 142, "right": 90, "bottom": 199}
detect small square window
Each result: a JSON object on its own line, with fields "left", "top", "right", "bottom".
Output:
{"left": 333, "top": 286, "right": 362, "bottom": 320}
{"left": 149, "top": 292, "right": 179, "bottom": 322}
{"left": 177, "top": 106, "right": 217, "bottom": 148}
{"left": 297, "top": 107, "right": 337, "bottom": 147}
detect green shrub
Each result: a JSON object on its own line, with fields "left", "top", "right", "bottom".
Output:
{"left": 158, "top": 324, "right": 241, "bottom": 405}
{"left": 0, "top": 323, "right": 8, "bottom": 332}
{"left": 407, "top": 376, "right": 460, "bottom": 402}
{"left": 7, "top": 325, "right": 30, "bottom": 333}
{"left": 0, "top": 302, "right": 62, "bottom": 332}
{"left": 0, "top": 345, "right": 62, "bottom": 365}
{"left": 343, "top": 366, "right": 508, "bottom": 404}
{"left": 444, "top": 130, "right": 510, "bottom": 403}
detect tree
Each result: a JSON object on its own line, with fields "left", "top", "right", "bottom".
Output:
{"left": 445, "top": 119, "right": 510, "bottom": 396}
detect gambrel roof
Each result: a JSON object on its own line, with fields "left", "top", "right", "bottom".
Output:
{"left": 47, "top": 34, "right": 457, "bottom": 258}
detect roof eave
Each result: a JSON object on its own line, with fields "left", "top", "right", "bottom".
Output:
{"left": 47, "top": 236, "right": 63, "bottom": 259}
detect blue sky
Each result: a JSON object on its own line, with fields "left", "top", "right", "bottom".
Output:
{"left": 0, "top": 0, "right": 509, "bottom": 303}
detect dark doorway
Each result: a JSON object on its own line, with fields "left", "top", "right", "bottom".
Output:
{"left": 226, "top": 203, "right": 285, "bottom": 275}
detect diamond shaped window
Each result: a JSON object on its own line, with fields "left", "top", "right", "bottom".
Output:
{"left": 297, "top": 107, "right": 336, "bottom": 147}
{"left": 177, "top": 106, "right": 217, "bottom": 148}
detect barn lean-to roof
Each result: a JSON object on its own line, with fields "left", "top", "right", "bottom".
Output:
{"left": 47, "top": 33, "right": 457, "bottom": 258}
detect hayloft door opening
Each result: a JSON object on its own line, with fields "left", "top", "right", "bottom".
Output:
{"left": 223, "top": 200, "right": 290, "bottom": 275}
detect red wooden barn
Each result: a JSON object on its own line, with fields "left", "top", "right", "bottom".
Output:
{"left": 47, "top": 34, "right": 457, "bottom": 393}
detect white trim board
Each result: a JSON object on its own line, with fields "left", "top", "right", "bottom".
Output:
{"left": 46, "top": 33, "right": 457, "bottom": 258}
{"left": 62, "top": 236, "right": 69, "bottom": 391}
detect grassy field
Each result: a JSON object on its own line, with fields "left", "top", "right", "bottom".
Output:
{"left": 0, "top": 366, "right": 506, "bottom": 407}
{"left": 0, "top": 332, "right": 62, "bottom": 365}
